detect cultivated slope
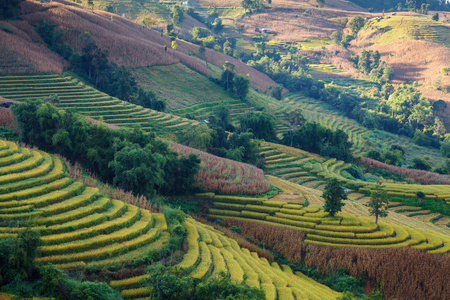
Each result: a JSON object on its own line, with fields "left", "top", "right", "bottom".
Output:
{"left": 0, "top": 140, "right": 338, "bottom": 300}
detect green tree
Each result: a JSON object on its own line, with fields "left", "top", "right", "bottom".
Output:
{"left": 416, "top": 191, "right": 425, "bottom": 204}
{"left": 432, "top": 12, "right": 439, "bottom": 21}
{"left": 357, "top": 49, "right": 372, "bottom": 74}
{"left": 192, "top": 26, "right": 210, "bottom": 39}
{"left": 181, "top": 124, "right": 215, "bottom": 151}
{"left": 109, "top": 144, "right": 166, "bottom": 196}
{"left": 366, "top": 181, "right": 389, "bottom": 225}
{"left": 330, "top": 31, "right": 341, "bottom": 45}
{"left": 322, "top": 178, "right": 347, "bottom": 217}
{"left": 233, "top": 74, "right": 250, "bottom": 99}
{"left": 171, "top": 5, "right": 184, "bottom": 24}
{"left": 239, "top": 111, "right": 276, "bottom": 141}
{"left": 284, "top": 109, "right": 306, "bottom": 147}
{"left": 409, "top": 157, "right": 431, "bottom": 171}
{"left": 348, "top": 16, "right": 365, "bottom": 35}
{"left": 222, "top": 61, "right": 235, "bottom": 91}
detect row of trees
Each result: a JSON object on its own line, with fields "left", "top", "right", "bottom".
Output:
{"left": 179, "top": 106, "right": 264, "bottom": 167}
{"left": 12, "top": 100, "right": 200, "bottom": 196}
{"left": 322, "top": 179, "right": 388, "bottom": 225}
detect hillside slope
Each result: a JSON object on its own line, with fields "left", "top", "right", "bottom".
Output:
{"left": 0, "top": 0, "right": 279, "bottom": 93}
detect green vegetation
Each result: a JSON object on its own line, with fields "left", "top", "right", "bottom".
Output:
{"left": 12, "top": 100, "right": 200, "bottom": 196}
{"left": 0, "top": 0, "right": 24, "bottom": 19}
{"left": 322, "top": 179, "right": 348, "bottom": 217}
{"left": 361, "top": 15, "right": 450, "bottom": 47}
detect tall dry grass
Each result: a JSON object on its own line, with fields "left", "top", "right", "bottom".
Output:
{"left": 222, "top": 218, "right": 450, "bottom": 300}
{"left": 0, "top": 108, "right": 19, "bottom": 135}
{"left": 171, "top": 142, "right": 271, "bottom": 195}
{"left": 359, "top": 157, "right": 450, "bottom": 185}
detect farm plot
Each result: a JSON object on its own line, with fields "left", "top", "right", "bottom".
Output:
{"left": 171, "top": 142, "right": 271, "bottom": 195}
{"left": 110, "top": 217, "right": 342, "bottom": 300}
{"left": 263, "top": 141, "right": 450, "bottom": 206}
{"left": 0, "top": 140, "right": 169, "bottom": 270}
{"left": 0, "top": 74, "right": 199, "bottom": 133}
{"left": 206, "top": 191, "right": 450, "bottom": 254}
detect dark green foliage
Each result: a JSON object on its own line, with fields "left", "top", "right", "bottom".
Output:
{"left": 109, "top": 144, "right": 166, "bottom": 196}
{"left": 0, "top": 0, "right": 25, "bottom": 19}
{"left": 283, "top": 122, "right": 353, "bottom": 162}
{"left": 432, "top": 12, "right": 439, "bottom": 21}
{"left": 348, "top": 16, "right": 365, "bottom": 35}
{"left": 39, "top": 264, "right": 121, "bottom": 300}
{"left": 12, "top": 101, "right": 200, "bottom": 196}
{"left": 340, "top": 34, "right": 354, "bottom": 48}
{"left": 322, "top": 179, "right": 347, "bottom": 217}
{"left": 433, "top": 158, "right": 450, "bottom": 174}
{"left": 330, "top": 31, "right": 341, "bottom": 45}
{"left": 134, "top": 88, "right": 165, "bottom": 112}
{"left": 409, "top": 157, "right": 431, "bottom": 171}
{"left": 346, "top": 0, "right": 450, "bottom": 12}
{"left": 233, "top": 74, "right": 250, "bottom": 99}
{"left": 147, "top": 265, "right": 266, "bottom": 300}
{"left": 238, "top": 111, "right": 276, "bottom": 141}
{"left": 35, "top": 19, "right": 74, "bottom": 60}
{"left": 171, "top": 5, "right": 184, "bottom": 24}
{"left": 366, "top": 181, "right": 389, "bottom": 225}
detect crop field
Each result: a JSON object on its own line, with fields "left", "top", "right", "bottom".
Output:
{"left": 206, "top": 188, "right": 450, "bottom": 253}
{"left": 0, "top": 140, "right": 345, "bottom": 299}
{"left": 262, "top": 141, "right": 450, "bottom": 231}
{"left": 0, "top": 140, "right": 169, "bottom": 272}
{"left": 171, "top": 142, "right": 271, "bottom": 195}
{"left": 110, "top": 217, "right": 342, "bottom": 300}
{"left": 0, "top": 74, "right": 199, "bottom": 132}
{"left": 132, "top": 64, "right": 254, "bottom": 119}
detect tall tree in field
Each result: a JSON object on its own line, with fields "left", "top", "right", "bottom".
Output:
{"left": 348, "top": 16, "right": 365, "bottom": 35}
{"left": 416, "top": 191, "right": 425, "bottom": 204}
{"left": 223, "top": 61, "right": 235, "bottom": 91}
{"left": 284, "top": 109, "right": 306, "bottom": 147}
{"left": 366, "top": 181, "right": 389, "bottom": 226}
{"left": 322, "top": 179, "right": 347, "bottom": 217}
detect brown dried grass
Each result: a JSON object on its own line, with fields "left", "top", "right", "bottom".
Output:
{"left": 170, "top": 142, "right": 271, "bottom": 195}
{"left": 351, "top": 39, "right": 450, "bottom": 90}
{"left": 359, "top": 157, "right": 450, "bottom": 185}
{"left": 0, "top": 108, "right": 19, "bottom": 134}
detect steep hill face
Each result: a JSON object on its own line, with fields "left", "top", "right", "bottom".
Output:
{"left": 0, "top": 0, "right": 279, "bottom": 92}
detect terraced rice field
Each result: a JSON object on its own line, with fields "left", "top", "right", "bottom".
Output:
{"left": 110, "top": 217, "right": 342, "bottom": 300}
{"left": 206, "top": 189, "right": 450, "bottom": 254}
{"left": 0, "top": 140, "right": 348, "bottom": 299}
{"left": 0, "top": 140, "right": 169, "bottom": 272}
{"left": 0, "top": 74, "right": 199, "bottom": 132}
{"left": 263, "top": 141, "right": 450, "bottom": 205}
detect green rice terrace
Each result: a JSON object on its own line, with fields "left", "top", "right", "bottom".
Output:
{"left": 0, "top": 74, "right": 199, "bottom": 132}
{"left": 260, "top": 142, "right": 450, "bottom": 233}
{"left": 361, "top": 15, "right": 450, "bottom": 47}
{"left": 204, "top": 184, "right": 450, "bottom": 253}
{"left": 0, "top": 140, "right": 345, "bottom": 300}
